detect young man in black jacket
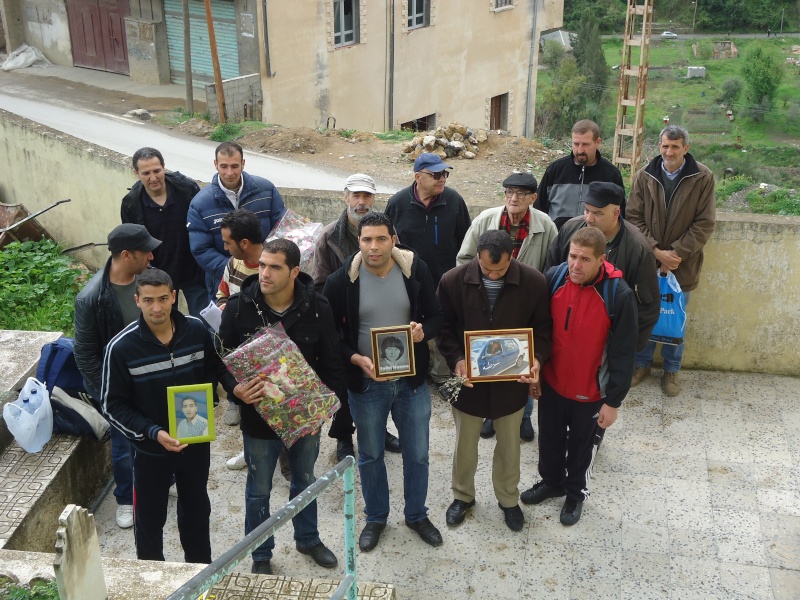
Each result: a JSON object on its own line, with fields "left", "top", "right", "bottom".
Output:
{"left": 102, "top": 269, "right": 239, "bottom": 563}
{"left": 322, "top": 212, "right": 445, "bottom": 553}
{"left": 219, "top": 238, "right": 345, "bottom": 575}
{"left": 121, "top": 147, "right": 206, "bottom": 316}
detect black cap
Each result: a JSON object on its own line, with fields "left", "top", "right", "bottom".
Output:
{"left": 107, "top": 224, "right": 162, "bottom": 253}
{"left": 585, "top": 182, "right": 625, "bottom": 208}
{"left": 502, "top": 173, "right": 538, "bottom": 192}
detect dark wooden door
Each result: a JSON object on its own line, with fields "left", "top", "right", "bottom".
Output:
{"left": 490, "top": 96, "right": 502, "bottom": 130}
{"left": 67, "top": 0, "right": 129, "bottom": 74}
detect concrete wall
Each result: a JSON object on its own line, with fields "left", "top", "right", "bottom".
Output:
{"left": 20, "top": 0, "right": 72, "bottom": 65}
{"left": 257, "top": 0, "right": 562, "bottom": 136}
{"left": 0, "top": 109, "right": 798, "bottom": 375}
{"left": 206, "top": 72, "right": 262, "bottom": 123}
{"left": 125, "top": 17, "right": 171, "bottom": 84}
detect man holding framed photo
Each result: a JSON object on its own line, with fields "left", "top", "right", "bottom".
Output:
{"left": 101, "top": 269, "right": 239, "bottom": 563}
{"left": 322, "top": 212, "right": 444, "bottom": 553}
{"left": 436, "top": 230, "right": 552, "bottom": 532}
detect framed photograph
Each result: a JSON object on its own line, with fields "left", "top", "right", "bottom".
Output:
{"left": 167, "top": 383, "right": 216, "bottom": 444}
{"left": 370, "top": 325, "right": 416, "bottom": 379}
{"left": 464, "top": 328, "right": 534, "bottom": 382}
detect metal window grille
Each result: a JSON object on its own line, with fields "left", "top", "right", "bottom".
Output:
{"left": 495, "top": 0, "right": 513, "bottom": 7}
{"left": 334, "top": 0, "right": 357, "bottom": 47}
{"left": 407, "top": 0, "right": 429, "bottom": 29}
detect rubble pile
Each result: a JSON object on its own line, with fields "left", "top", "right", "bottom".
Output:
{"left": 401, "top": 121, "right": 488, "bottom": 161}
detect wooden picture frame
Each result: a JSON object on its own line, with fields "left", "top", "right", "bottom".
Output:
{"left": 370, "top": 325, "right": 416, "bottom": 379}
{"left": 167, "top": 383, "right": 216, "bottom": 444}
{"left": 464, "top": 328, "right": 534, "bottom": 382}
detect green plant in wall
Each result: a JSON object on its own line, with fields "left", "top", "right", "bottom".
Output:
{"left": 0, "top": 239, "right": 86, "bottom": 334}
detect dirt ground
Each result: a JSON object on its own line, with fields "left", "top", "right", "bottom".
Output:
{"left": 169, "top": 119, "right": 567, "bottom": 201}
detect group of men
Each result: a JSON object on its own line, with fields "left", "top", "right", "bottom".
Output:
{"left": 72, "top": 118, "right": 715, "bottom": 572}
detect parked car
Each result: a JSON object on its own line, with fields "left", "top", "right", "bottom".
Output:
{"left": 661, "top": 31, "right": 678, "bottom": 40}
{"left": 471, "top": 337, "right": 524, "bottom": 376}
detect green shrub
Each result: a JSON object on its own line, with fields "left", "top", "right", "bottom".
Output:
{"left": 375, "top": 130, "right": 416, "bottom": 141}
{"left": 746, "top": 188, "right": 800, "bottom": 215}
{"left": 0, "top": 578, "right": 60, "bottom": 599}
{"left": 339, "top": 129, "right": 357, "bottom": 139}
{"left": 715, "top": 175, "right": 753, "bottom": 204}
{"left": 0, "top": 240, "right": 86, "bottom": 334}
{"left": 209, "top": 122, "right": 243, "bottom": 142}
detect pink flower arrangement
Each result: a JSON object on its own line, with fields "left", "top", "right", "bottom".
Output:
{"left": 223, "top": 324, "right": 341, "bottom": 447}
{"left": 266, "top": 209, "right": 323, "bottom": 273}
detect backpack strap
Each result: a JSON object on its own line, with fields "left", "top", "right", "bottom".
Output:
{"left": 548, "top": 263, "right": 570, "bottom": 297}
{"left": 602, "top": 278, "right": 619, "bottom": 319}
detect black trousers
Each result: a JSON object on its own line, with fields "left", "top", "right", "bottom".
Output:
{"left": 133, "top": 443, "right": 212, "bottom": 563}
{"left": 537, "top": 381, "right": 603, "bottom": 502}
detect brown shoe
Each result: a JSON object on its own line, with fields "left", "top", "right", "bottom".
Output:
{"left": 662, "top": 371, "right": 681, "bottom": 397}
{"left": 631, "top": 366, "right": 651, "bottom": 387}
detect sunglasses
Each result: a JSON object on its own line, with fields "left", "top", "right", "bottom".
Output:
{"left": 420, "top": 170, "right": 450, "bottom": 181}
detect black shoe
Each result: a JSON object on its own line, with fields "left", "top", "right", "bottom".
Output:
{"left": 405, "top": 517, "right": 443, "bottom": 547}
{"left": 251, "top": 560, "right": 272, "bottom": 575}
{"left": 498, "top": 503, "right": 525, "bottom": 532}
{"left": 480, "top": 419, "right": 495, "bottom": 439}
{"left": 358, "top": 522, "right": 386, "bottom": 552}
{"left": 520, "top": 481, "right": 566, "bottom": 505}
{"left": 520, "top": 417, "right": 535, "bottom": 442}
{"left": 297, "top": 542, "right": 338, "bottom": 568}
{"left": 445, "top": 499, "right": 476, "bottom": 527}
{"left": 560, "top": 498, "right": 583, "bottom": 526}
{"left": 384, "top": 430, "right": 401, "bottom": 453}
{"left": 336, "top": 437, "right": 355, "bottom": 462}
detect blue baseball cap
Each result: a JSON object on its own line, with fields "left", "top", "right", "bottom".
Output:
{"left": 413, "top": 153, "right": 452, "bottom": 173}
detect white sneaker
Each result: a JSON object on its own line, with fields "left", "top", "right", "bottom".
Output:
{"left": 116, "top": 505, "right": 134, "bottom": 528}
{"left": 169, "top": 484, "right": 178, "bottom": 498}
{"left": 226, "top": 451, "right": 246, "bottom": 470}
{"left": 224, "top": 402, "right": 241, "bottom": 426}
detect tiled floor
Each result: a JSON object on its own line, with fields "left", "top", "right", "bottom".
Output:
{"left": 95, "top": 370, "right": 800, "bottom": 599}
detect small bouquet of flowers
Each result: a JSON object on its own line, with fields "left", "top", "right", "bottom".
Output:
{"left": 223, "top": 323, "right": 341, "bottom": 447}
{"left": 266, "top": 209, "right": 324, "bottom": 273}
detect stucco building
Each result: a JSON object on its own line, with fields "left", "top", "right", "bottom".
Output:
{"left": 256, "top": 0, "right": 562, "bottom": 137}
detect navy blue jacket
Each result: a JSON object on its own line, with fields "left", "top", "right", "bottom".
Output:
{"left": 188, "top": 172, "right": 285, "bottom": 294}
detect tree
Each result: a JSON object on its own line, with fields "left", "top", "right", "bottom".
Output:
{"left": 719, "top": 78, "right": 744, "bottom": 107}
{"left": 741, "top": 44, "right": 785, "bottom": 110}
{"left": 571, "top": 14, "right": 612, "bottom": 129}
{"left": 541, "top": 40, "right": 565, "bottom": 74}
{"left": 536, "top": 56, "right": 589, "bottom": 138}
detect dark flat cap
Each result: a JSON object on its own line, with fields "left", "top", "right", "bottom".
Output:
{"left": 585, "top": 181, "right": 625, "bottom": 207}
{"left": 502, "top": 173, "right": 538, "bottom": 192}
{"left": 107, "top": 223, "right": 162, "bottom": 253}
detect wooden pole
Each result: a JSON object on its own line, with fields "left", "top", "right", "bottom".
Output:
{"left": 204, "top": 0, "right": 227, "bottom": 123}
{"left": 182, "top": 0, "right": 194, "bottom": 114}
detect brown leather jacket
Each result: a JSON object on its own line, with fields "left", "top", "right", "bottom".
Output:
{"left": 627, "top": 153, "right": 716, "bottom": 291}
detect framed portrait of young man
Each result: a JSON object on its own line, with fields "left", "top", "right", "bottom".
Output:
{"left": 464, "top": 328, "right": 535, "bottom": 383}
{"left": 370, "top": 325, "right": 416, "bottom": 379}
{"left": 167, "top": 383, "right": 216, "bottom": 444}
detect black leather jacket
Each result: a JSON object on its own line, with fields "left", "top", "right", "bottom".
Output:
{"left": 73, "top": 257, "right": 126, "bottom": 400}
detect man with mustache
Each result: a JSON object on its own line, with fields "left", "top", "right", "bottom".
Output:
{"left": 312, "top": 174, "right": 401, "bottom": 460}
{"left": 535, "top": 120, "right": 625, "bottom": 230}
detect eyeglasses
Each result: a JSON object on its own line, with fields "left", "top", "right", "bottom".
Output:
{"left": 504, "top": 189, "right": 534, "bottom": 198}
{"left": 420, "top": 170, "right": 450, "bottom": 180}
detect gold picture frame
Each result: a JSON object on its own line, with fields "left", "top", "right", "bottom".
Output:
{"left": 167, "top": 383, "right": 216, "bottom": 444}
{"left": 370, "top": 325, "right": 416, "bottom": 379}
{"left": 464, "top": 328, "right": 534, "bottom": 383}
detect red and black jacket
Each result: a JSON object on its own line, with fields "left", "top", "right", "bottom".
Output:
{"left": 543, "top": 260, "right": 638, "bottom": 408}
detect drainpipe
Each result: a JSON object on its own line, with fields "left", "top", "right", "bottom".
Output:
{"left": 524, "top": 0, "right": 539, "bottom": 138}
{"left": 262, "top": 0, "right": 273, "bottom": 77}
{"left": 388, "top": 0, "right": 395, "bottom": 130}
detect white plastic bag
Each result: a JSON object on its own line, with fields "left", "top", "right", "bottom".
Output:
{"left": 1, "top": 44, "right": 53, "bottom": 71}
{"left": 2, "top": 377, "right": 53, "bottom": 452}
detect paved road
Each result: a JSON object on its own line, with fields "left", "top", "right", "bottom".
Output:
{"left": 0, "top": 92, "right": 398, "bottom": 193}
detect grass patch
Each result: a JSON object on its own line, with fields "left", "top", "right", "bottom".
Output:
{"left": 338, "top": 129, "right": 357, "bottom": 139}
{"left": 746, "top": 188, "right": 800, "bottom": 215}
{"left": 715, "top": 175, "right": 754, "bottom": 204}
{"left": 0, "top": 578, "right": 60, "bottom": 600}
{"left": 375, "top": 130, "right": 417, "bottom": 142}
{"left": 151, "top": 107, "right": 209, "bottom": 127}
{"left": 0, "top": 240, "right": 86, "bottom": 335}
{"left": 209, "top": 120, "right": 267, "bottom": 142}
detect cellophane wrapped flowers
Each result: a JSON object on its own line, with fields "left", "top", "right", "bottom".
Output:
{"left": 266, "top": 209, "right": 323, "bottom": 273}
{"left": 223, "top": 324, "right": 341, "bottom": 447}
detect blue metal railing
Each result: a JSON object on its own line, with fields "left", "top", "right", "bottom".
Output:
{"left": 166, "top": 456, "right": 357, "bottom": 600}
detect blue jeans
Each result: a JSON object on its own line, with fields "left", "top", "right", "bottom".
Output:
{"left": 523, "top": 395, "right": 534, "bottom": 419}
{"left": 348, "top": 378, "right": 431, "bottom": 524}
{"left": 178, "top": 281, "right": 209, "bottom": 319}
{"left": 242, "top": 432, "right": 321, "bottom": 562}
{"left": 111, "top": 427, "right": 133, "bottom": 505}
{"left": 636, "top": 290, "right": 691, "bottom": 373}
